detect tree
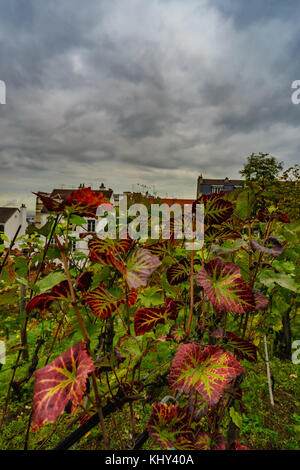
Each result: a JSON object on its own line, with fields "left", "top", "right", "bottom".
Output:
{"left": 240, "top": 152, "right": 283, "bottom": 185}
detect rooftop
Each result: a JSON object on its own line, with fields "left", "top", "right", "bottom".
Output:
{"left": 0, "top": 207, "right": 19, "bottom": 224}
{"left": 198, "top": 176, "right": 243, "bottom": 186}
{"left": 39, "top": 184, "right": 113, "bottom": 213}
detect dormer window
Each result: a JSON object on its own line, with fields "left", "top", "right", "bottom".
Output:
{"left": 212, "top": 185, "right": 224, "bottom": 194}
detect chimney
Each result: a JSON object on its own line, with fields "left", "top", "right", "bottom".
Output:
{"left": 20, "top": 204, "right": 27, "bottom": 234}
{"left": 197, "top": 174, "right": 203, "bottom": 198}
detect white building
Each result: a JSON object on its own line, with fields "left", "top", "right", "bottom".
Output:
{"left": 35, "top": 184, "right": 113, "bottom": 256}
{"left": 0, "top": 205, "right": 27, "bottom": 247}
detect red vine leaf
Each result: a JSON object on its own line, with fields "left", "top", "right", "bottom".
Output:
{"left": 194, "top": 193, "right": 233, "bottom": 226}
{"left": 122, "top": 289, "right": 137, "bottom": 306}
{"left": 166, "top": 259, "right": 190, "bottom": 285}
{"left": 32, "top": 342, "right": 94, "bottom": 429}
{"left": 134, "top": 307, "right": 166, "bottom": 336}
{"left": 224, "top": 331, "right": 257, "bottom": 362}
{"left": 253, "top": 290, "right": 269, "bottom": 311}
{"left": 273, "top": 212, "right": 290, "bottom": 223}
{"left": 196, "top": 257, "right": 255, "bottom": 315}
{"left": 146, "top": 240, "right": 173, "bottom": 259}
{"left": 75, "top": 272, "right": 93, "bottom": 294}
{"left": 168, "top": 325, "right": 188, "bottom": 344}
{"left": 125, "top": 248, "right": 161, "bottom": 289}
{"left": 35, "top": 187, "right": 110, "bottom": 218}
{"left": 211, "top": 328, "right": 257, "bottom": 362}
{"left": 84, "top": 284, "right": 120, "bottom": 318}
{"left": 163, "top": 297, "right": 183, "bottom": 320}
{"left": 63, "top": 187, "right": 110, "bottom": 217}
{"left": 88, "top": 237, "right": 133, "bottom": 266}
{"left": 147, "top": 403, "right": 191, "bottom": 450}
{"left": 26, "top": 280, "right": 71, "bottom": 315}
{"left": 230, "top": 440, "right": 249, "bottom": 450}
{"left": 134, "top": 297, "right": 181, "bottom": 336}
{"left": 169, "top": 344, "right": 243, "bottom": 406}
{"left": 194, "top": 431, "right": 226, "bottom": 450}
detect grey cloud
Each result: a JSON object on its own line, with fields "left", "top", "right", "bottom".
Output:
{"left": 0, "top": 0, "right": 300, "bottom": 208}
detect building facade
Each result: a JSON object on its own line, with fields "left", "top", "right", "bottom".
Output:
{"left": 0, "top": 205, "right": 27, "bottom": 247}
{"left": 197, "top": 175, "right": 243, "bottom": 198}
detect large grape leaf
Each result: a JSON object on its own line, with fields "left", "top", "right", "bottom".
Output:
{"left": 211, "top": 328, "right": 257, "bottom": 362}
{"left": 125, "top": 248, "right": 161, "bottom": 289}
{"left": 196, "top": 257, "right": 255, "bottom": 315}
{"left": 134, "top": 297, "right": 182, "bottom": 336}
{"left": 166, "top": 258, "right": 201, "bottom": 286}
{"left": 147, "top": 403, "right": 192, "bottom": 450}
{"left": 84, "top": 284, "right": 120, "bottom": 318}
{"left": 26, "top": 280, "right": 71, "bottom": 315}
{"left": 134, "top": 307, "right": 166, "bottom": 336}
{"left": 169, "top": 344, "right": 243, "bottom": 405}
{"left": 63, "top": 187, "right": 111, "bottom": 217}
{"left": 88, "top": 237, "right": 133, "bottom": 266}
{"left": 32, "top": 342, "right": 94, "bottom": 429}
{"left": 225, "top": 331, "right": 257, "bottom": 362}
{"left": 194, "top": 193, "right": 233, "bottom": 226}
{"left": 204, "top": 224, "right": 242, "bottom": 245}
{"left": 166, "top": 258, "right": 190, "bottom": 285}
{"left": 35, "top": 187, "right": 110, "bottom": 218}
{"left": 145, "top": 240, "right": 173, "bottom": 259}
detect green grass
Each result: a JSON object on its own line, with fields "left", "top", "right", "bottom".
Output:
{"left": 0, "top": 322, "right": 299, "bottom": 450}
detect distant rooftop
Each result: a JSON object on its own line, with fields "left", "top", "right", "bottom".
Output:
{"left": 0, "top": 207, "right": 18, "bottom": 224}
{"left": 38, "top": 183, "right": 113, "bottom": 213}
{"left": 198, "top": 176, "right": 243, "bottom": 185}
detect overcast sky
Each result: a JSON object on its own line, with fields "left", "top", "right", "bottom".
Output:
{"left": 0, "top": 0, "right": 300, "bottom": 209}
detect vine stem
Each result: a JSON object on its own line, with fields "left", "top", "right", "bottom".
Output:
{"left": 263, "top": 335, "right": 274, "bottom": 406}
{"left": 54, "top": 234, "right": 110, "bottom": 449}
{"left": 186, "top": 246, "right": 194, "bottom": 335}
{"left": 0, "top": 217, "right": 59, "bottom": 432}
{"left": 124, "top": 281, "right": 131, "bottom": 335}
{"left": 243, "top": 215, "right": 274, "bottom": 339}
{"left": 44, "top": 304, "right": 68, "bottom": 366}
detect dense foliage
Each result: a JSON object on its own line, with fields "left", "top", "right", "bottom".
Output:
{"left": 0, "top": 183, "right": 299, "bottom": 450}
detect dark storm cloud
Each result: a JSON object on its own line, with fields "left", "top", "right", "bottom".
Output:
{"left": 0, "top": 0, "right": 300, "bottom": 208}
{"left": 211, "top": 0, "right": 298, "bottom": 28}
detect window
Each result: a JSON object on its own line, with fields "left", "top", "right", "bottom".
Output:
{"left": 87, "top": 219, "right": 96, "bottom": 232}
{"left": 211, "top": 185, "right": 224, "bottom": 194}
{"left": 71, "top": 239, "right": 76, "bottom": 252}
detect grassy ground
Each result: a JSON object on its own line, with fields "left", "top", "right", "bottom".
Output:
{"left": 239, "top": 358, "right": 300, "bottom": 450}
{"left": 1, "top": 342, "right": 299, "bottom": 450}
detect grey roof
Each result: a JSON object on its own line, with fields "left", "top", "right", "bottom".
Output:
{"left": 0, "top": 207, "right": 18, "bottom": 223}
{"left": 199, "top": 178, "right": 243, "bottom": 186}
